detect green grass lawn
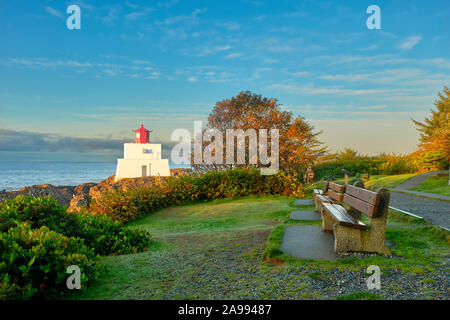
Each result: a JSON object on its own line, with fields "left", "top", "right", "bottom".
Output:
{"left": 127, "top": 196, "right": 293, "bottom": 237}
{"left": 306, "top": 173, "right": 420, "bottom": 194}
{"left": 362, "top": 173, "right": 420, "bottom": 190}
{"left": 68, "top": 196, "right": 449, "bottom": 300}
{"left": 411, "top": 176, "right": 450, "bottom": 196}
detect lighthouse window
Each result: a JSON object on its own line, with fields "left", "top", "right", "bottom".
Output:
{"left": 136, "top": 132, "right": 140, "bottom": 138}
{"left": 143, "top": 149, "right": 153, "bottom": 154}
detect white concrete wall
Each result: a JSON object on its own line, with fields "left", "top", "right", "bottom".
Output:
{"left": 115, "top": 159, "right": 170, "bottom": 181}
{"left": 124, "top": 143, "right": 162, "bottom": 160}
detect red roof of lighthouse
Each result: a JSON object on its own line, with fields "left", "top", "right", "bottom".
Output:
{"left": 134, "top": 124, "right": 150, "bottom": 144}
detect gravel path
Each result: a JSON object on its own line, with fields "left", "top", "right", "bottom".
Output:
{"left": 388, "top": 171, "right": 450, "bottom": 229}
{"left": 394, "top": 189, "right": 450, "bottom": 201}
{"left": 395, "top": 171, "right": 441, "bottom": 190}
{"left": 389, "top": 191, "right": 450, "bottom": 229}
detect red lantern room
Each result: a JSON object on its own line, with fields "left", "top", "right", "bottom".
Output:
{"left": 134, "top": 124, "right": 150, "bottom": 144}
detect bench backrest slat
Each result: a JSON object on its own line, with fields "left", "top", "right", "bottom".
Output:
{"left": 343, "top": 193, "right": 377, "bottom": 217}
{"left": 329, "top": 182, "right": 345, "bottom": 193}
{"left": 345, "top": 185, "right": 380, "bottom": 206}
{"left": 328, "top": 189, "right": 344, "bottom": 202}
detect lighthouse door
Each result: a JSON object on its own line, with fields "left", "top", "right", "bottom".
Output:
{"left": 142, "top": 165, "right": 147, "bottom": 177}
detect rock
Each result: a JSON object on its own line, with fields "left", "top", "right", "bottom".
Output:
{"left": 1, "top": 167, "right": 192, "bottom": 212}
{"left": 68, "top": 194, "right": 91, "bottom": 212}
{"left": 0, "top": 184, "right": 75, "bottom": 206}
{"left": 69, "top": 168, "right": 191, "bottom": 212}
{"left": 74, "top": 182, "right": 97, "bottom": 195}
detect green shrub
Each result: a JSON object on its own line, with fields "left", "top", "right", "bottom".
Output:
{"left": 91, "top": 168, "right": 304, "bottom": 223}
{"left": 378, "top": 155, "right": 418, "bottom": 175}
{"left": 416, "top": 150, "right": 449, "bottom": 170}
{"left": 0, "top": 196, "right": 151, "bottom": 255}
{"left": 76, "top": 213, "right": 151, "bottom": 255}
{"left": 313, "top": 155, "right": 418, "bottom": 179}
{"left": 0, "top": 222, "right": 102, "bottom": 300}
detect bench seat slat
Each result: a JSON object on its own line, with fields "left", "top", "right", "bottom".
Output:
{"left": 345, "top": 185, "right": 380, "bottom": 206}
{"left": 322, "top": 203, "right": 366, "bottom": 230}
{"left": 313, "top": 189, "right": 323, "bottom": 200}
{"left": 322, "top": 203, "right": 354, "bottom": 224}
{"left": 343, "top": 194, "right": 377, "bottom": 218}
{"left": 315, "top": 194, "right": 333, "bottom": 204}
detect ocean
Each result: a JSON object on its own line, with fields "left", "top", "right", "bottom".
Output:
{"left": 0, "top": 161, "right": 188, "bottom": 191}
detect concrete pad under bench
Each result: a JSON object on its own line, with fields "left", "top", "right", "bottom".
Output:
{"left": 281, "top": 225, "right": 337, "bottom": 260}
{"left": 294, "top": 199, "right": 314, "bottom": 206}
{"left": 290, "top": 210, "right": 321, "bottom": 221}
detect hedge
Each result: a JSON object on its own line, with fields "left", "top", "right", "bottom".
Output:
{"left": 90, "top": 168, "right": 305, "bottom": 223}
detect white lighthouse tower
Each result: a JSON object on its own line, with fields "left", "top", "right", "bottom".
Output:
{"left": 115, "top": 124, "right": 170, "bottom": 182}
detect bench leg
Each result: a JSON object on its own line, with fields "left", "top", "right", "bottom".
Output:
{"left": 314, "top": 197, "right": 321, "bottom": 212}
{"left": 321, "top": 208, "right": 334, "bottom": 232}
{"left": 333, "top": 224, "right": 363, "bottom": 253}
{"left": 360, "top": 218, "right": 391, "bottom": 255}
{"left": 334, "top": 222, "right": 391, "bottom": 254}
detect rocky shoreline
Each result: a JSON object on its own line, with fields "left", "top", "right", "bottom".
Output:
{"left": 0, "top": 168, "right": 191, "bottom": 212}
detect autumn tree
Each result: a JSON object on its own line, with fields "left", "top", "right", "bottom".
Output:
{"left": 412, "top": 86, "right": 450, "bottom": 169}
{"left": 195, "top": 91, "right": 326, "bottom": 173}
{"left": 337, "top": 148, "right": 359, "bottom": 161}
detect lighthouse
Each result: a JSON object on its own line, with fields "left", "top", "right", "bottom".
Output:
{"left": 115, "top": 124, "right": 170, "bottom": 182}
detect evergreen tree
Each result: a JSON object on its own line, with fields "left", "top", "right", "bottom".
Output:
{"left": 412, "top": 86, "right": 450, "bottom": 169}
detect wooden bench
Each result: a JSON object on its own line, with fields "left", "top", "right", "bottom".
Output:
{"left": 313, "top": 181, "right": 344, "bottom": 212}
{"left": 317, "top": 181, "right": 390, "bottom": 254}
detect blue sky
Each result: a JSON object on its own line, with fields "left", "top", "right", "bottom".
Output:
{"left": 0, "top": 0, "right": 449, "bottom": 161}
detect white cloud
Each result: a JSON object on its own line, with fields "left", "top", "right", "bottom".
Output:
{"left": 214, "top": 45, "right": 232, "bottom": 51}
{"left": 225, "top": 52, "right": 244, "bottom": 59}
{"left": 160, "top": 8, "right": 206, "bottom": 25}
{"left": 125, "top": 8, "right": 153, "bottom": 20}
{"left": 254, "top": 15, "right": 266, "bottom": 22}
{"left": 191, "top": 45, "right": 232, "bottom": 57}
{"left": 318, "top": 68, "right": 424, "bottom": 84}
{"left": 215, "top": 21, "right": 241, "bottom": 31}
{"left": 268, "top": 84, "right": 412, "bottom": 96}
{"left": 100, "top": 7, "right": 119, "bottom": 24}
{"left": 358, "top": 44, "right": 379, "bottom": 51}
{"left": 281, "top": 11, "right": 307, "bottom": 18}
{"left": 103, "top": 69, "right": 116, "bottom": 76}
{"left": 6, "top": 58, "right": 92, "bottom": 69}
{"left": 398, "top": 35, "right": 422, "bottom": 50}
{"left": 283, "top": 70, "right": 311, "bottom": 77}
{"left": 145, "top": 71, "right": 161, "bottom": 79}
{"left": 2, "top": 57, "right": 164, "bottom": 80}
{"left": 132, "top": 60, "right": 152, "bottom": 65}
{"left": 44, "top": 6, "right": 63, "bottom": 18}
{"left": 421, "top": 57, "right": 450, "bottom": 69}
